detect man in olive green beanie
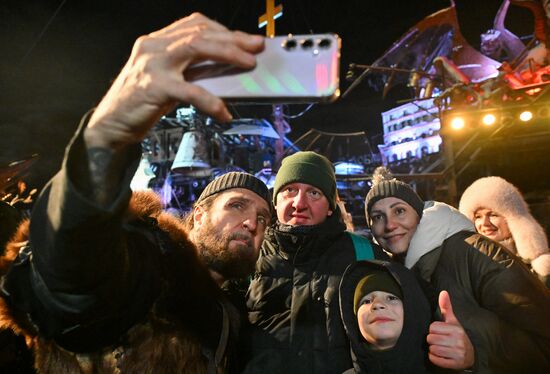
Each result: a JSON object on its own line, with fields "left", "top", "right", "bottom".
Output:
{"left": 244, "top": 151, "right": 388, "bottom": 373}
{"left": 272, "top": 151, "right": 337, "bottom": 210}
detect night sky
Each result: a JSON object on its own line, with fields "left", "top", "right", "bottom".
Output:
{"left": 1, "top": 0, "right": 532, "bottom": 190}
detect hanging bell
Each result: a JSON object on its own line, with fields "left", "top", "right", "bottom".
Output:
{"left": 171, "top": 130, "right": 211, "bottom": 177}
{"left": 408, "top": 71, "right": 421, "bottom": 88}
{"left": 422, "top": 79, "right": 436, "bottom": 99}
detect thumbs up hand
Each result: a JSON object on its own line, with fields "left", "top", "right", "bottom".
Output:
{"left": 427, "top": 290, "right": 475, "bottom": 369}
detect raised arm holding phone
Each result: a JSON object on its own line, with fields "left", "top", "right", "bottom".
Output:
{"left": 0, "top": 14, "right": 272, "bottom": 373}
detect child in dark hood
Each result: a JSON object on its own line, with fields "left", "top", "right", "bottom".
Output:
{"left": 339, "top": 260, "right": 431, "bottom": 373}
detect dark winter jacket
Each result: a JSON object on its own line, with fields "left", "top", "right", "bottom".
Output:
{"left": 243, "top": 213, "right": 389, "bottom": 373}
{"left": 407, "top": 201, "right": 550, "bottom": 373}
{"left": 0, "top": 120, "right": 239, "bottom": 373}
{"left": 339, "top": 260, "right": 431, "bottom": 374}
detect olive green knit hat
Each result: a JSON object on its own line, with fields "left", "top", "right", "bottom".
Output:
{"left": 273, "top": 151, "right": 336, "bottom": 209}
{"left": 353, "top": 270, "right": 403, "bottom": 315}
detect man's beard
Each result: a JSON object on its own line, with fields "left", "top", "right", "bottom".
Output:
{"left": 194, "top": 219, "right": 257, "bottom": 280}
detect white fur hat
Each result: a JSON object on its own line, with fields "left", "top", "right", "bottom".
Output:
{"left": 459, "top": 176, "right": 550, "bottom": 276}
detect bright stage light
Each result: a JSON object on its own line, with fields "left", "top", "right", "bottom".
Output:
{"left": 519, "top": 110, "right": 533, "bottom": 122}
{"left": 481, "top": 113, "right": 496, "bottom": 126}
{"left": 450, "top": 117, "right": 465, "bottom": 130}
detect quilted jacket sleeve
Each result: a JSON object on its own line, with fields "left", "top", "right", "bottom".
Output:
{"left": 462, "top": 233, "right": 550, "bottom": 372}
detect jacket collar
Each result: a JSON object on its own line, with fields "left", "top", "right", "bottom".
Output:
{"left": 265, "top": 207, "right": 346, "bottom": 261}
{"left": 405, "top": 201, "right": 474, "bottom": 269}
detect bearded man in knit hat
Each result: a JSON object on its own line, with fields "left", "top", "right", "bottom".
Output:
{"left": 0, "top": 13, "right": 272, "bottom": 373}
{"left": 243, "top": 151, "right": 389, "bottom": 373}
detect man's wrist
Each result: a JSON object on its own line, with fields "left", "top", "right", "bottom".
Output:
{"left": 84, "top": 125, "right": 118, "bottom": 150}
{"left": 81, "top": 126, "right": 132, "bottom": 206}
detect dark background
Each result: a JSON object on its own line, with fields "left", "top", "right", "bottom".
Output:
{"left": 0, "top": 0, "right": 533, "bottom": 191}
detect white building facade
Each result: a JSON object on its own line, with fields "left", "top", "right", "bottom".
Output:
{"left": 378, "top": 99, "right": 442, "bottom": 163}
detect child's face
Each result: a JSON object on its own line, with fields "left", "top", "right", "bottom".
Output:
{"left": 357, "top": 290, "right": 404, "bottom": 350}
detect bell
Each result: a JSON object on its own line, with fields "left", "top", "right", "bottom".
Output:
{"left": 408, "top": 71, "right": 422, "bottom": 98}
{"left": 407, "top": 71, "right": 421, "bottom": 88}
{"left": 171, "top": 130, "right": 211, "bottom": 176}
{"left": 422, "top": 79, "right": 436, "bottom": 99}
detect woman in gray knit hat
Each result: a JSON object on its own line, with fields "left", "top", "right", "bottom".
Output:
{"left": 364, "top": 167, "right": 550, "bottom": 373}
{"left": 459, "top": 176, "right": 550, "bottom": 287}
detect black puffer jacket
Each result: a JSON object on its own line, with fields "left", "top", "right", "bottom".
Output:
{"left": 413, "top": 231, "right": 550, "bottom": 373}
{"left": 405, "top": 201, "right": 550, "bottom": 373}
{"left": 339, "top": 260, "right": 431, "bottom": 374}
{"left": 243, "top": 211, "right": 389, "bottom": 373}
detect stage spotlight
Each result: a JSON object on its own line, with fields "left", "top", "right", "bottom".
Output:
{"left": 450, "top": 117, "right": 465, "bottom": 130}
{"left": 519, "top": 110, "right": 533, "bottom": 122}
{"left": 481, "top": 113, "right": 496, "bottom": 126}
{"left": 526, "top": 87, "right": 542, "bottom": 96}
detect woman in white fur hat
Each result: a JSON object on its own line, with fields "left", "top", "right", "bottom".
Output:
{"left": 459, "top": 176, "right": 550, "bottom": 288}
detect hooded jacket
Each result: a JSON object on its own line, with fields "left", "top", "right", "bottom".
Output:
{"left": 459, "top": 176, "right": 550, "bottom": 285}
{"left": 0, "top": 119, "right": 240, "bottom": 373}
{"left": 339, "top": 260, "right": 431, "bottom": 374}
{"left": 405, "top": 201, "right": 550, "bottom": 373}
{"left": 243, "top": 211, "right": 389, "bottom": 374}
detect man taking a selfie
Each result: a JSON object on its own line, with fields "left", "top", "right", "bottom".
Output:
{"left": 0, "top": 13, "right": 270, "bottom": 373}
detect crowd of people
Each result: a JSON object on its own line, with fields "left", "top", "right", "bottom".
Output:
{"left": 1, "top": 13, "right": 549, "bottom": 373}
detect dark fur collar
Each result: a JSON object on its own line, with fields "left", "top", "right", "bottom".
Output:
{"left": 0, "top": 191, "right": 218, "bottom": 373}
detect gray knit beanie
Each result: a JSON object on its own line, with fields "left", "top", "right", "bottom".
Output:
{"left": 273, "top": 151, "right": 336, "bottom": 209}
{"left": 196, "top": 172, "right": 270, "bottom": 206}
{"left": 365, "top": 167, "right": 424, "bottom": 226}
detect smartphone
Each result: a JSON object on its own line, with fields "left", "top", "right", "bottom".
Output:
{"left": 184, "top": 34, "right": 341, "bottom": 104}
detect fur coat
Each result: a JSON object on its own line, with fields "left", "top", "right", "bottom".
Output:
{"left": 459, "top": 176, "right": 550, "bottom": 279}
{"left": 0, "top": 191, "right": 233, "bottom": 374}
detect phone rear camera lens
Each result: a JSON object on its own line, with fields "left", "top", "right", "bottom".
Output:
{"left": 301, "top": 39, "right": 314, "bottom": 49}
{"left": 283, "top": 39, "right": 297, "bottom": 50}
{"left": 318, "top": 38, "right": 332, "bottom": 49}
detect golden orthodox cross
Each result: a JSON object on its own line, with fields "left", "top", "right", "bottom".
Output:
{"left": 258, "top": 0, "right": 283, "bottom": 37}
{"left": 259, "top": 0, "right": 286, "bottom": 166}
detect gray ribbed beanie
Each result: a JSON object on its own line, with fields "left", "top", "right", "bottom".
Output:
{"left": 365, "top": 167, "right": 424, "bottom": 226}
{"left": 196, "top": 172, "right": 270, "bottom": 206}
